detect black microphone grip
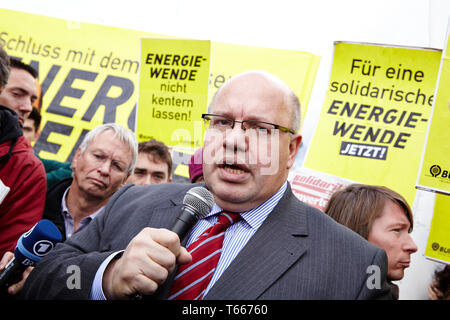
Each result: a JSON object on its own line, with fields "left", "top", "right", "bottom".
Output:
{"left": 170, "top": 204, "right": 199, "bottom": 242}
{"left": 0, "top": 258, "right": 25, "bottom": 293}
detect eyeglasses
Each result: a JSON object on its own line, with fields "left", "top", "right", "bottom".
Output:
{"left": 201, "top": 114, "right": 296, "bottom": 134}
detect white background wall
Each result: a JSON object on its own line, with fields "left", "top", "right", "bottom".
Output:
{"left": 2, "top": 0, "right": 450, "bottom": 299}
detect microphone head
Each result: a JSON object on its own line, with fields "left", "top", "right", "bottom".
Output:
{"left": 183, "top": 186, "right": 214, "bottom": 219}
{"left": 14, "top": 219, "right": 63, "bottom": 266}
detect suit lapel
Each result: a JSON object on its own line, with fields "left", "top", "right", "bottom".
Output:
{"left": 144, "top": 193, "right": 185, "bottom": 231}
{"left": 204, "top": 187, "right": 309, "bottom": 300}
{"left": 149, "top": 183, "right": 208, "bottom": 247}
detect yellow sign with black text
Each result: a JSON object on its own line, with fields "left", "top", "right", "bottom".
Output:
{"left": 416, "top": 22, "right": 450, "bottom": 195}
{"left": 208, "top": 42, "right": 320, "bottom": 126}
{"left": 304, "top": 42, "right": 441, "bottom": 205}
{"left": 137, "top": 38, "right": 210, "bottom": 149}
{"left": 136, "top": 40, "right": 320, "bottom": 149}
{"left": 0, "top": 8, "right": 320, "bottom": 167}
{"left": 0, "top": 8, "right": 164, "bottom": 162}
{"left": 425, "top": 194, "right": 450, "bottom": 264}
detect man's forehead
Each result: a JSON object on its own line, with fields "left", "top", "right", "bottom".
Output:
{"left": 136, "top": 153, "right": 169, "bottom": 174}
{"left": 8, "top": 68, "right": 37, "bottom": 92}
{"left": 213, "top": 87, "right": 288, "bottom": 121}
{"left": 139, "top": 153, "right": 167, "bottom": 166}
{"left": 89, "top": 132, "right": 131, "bottom": 156}
{"left": 10, "top": 67, "right": 35, "bottom": 81}
{"left": 380, "top": 200, "right": 411, "bottom": 224}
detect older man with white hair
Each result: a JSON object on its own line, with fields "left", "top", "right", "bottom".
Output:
{"left": 1, "top": 123, "right": 137, "bottom": 296}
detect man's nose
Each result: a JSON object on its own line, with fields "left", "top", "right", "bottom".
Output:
{"left": 145, "top": 174, "right": 153, "bottom": 185}
{"left": 404, "top": 233, "right": 418, "bottom": 254}
{"left": 97, "top": 161, "right": 111, "bottom": 175}
{"left": 223, "top": 124, "right": 248, "bottom": 153}
{"left": 19, "top": 98, "right": 33, "bottom": 114}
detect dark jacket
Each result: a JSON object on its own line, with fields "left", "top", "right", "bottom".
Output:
{"left": 22, "top": 182, "right": 393, "bottom": 300}
{"left": 37, "top": 156, "right": 72, "bottom": 190}
{"left": 42, "top": 177, "right": 73, "bottom": 242}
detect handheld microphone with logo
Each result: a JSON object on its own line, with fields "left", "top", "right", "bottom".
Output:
{"left": 0, "top": 219, "right": 63, "bottom": 292}
{"left": 171, "top": 186, "right": 214, "bottom": 242}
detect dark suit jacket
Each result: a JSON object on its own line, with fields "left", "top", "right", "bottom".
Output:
{"left": 42, "top": 177, "right": 73, "bottom": 242}
{"left": 22, "top": 182, "right": 392, "bottom": 300}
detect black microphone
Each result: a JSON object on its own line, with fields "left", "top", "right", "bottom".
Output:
{"left": 170, "top": 186, "right": 214, "bottom": 242}
{"left": 130, "top": 187, "right": 214, "bottom": 300}
{"left": 0, "top": 219, "right": 62, "bottom": 293}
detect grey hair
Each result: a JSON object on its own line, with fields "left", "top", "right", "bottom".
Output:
{"left": 79, "top": 123, "right": 138, "bottom": 174}
{"left": 207, "top": 70, "right": 302, "bottom": 133}
{"left": 287, "top": 91, "right": 301, "bottom": 133}
{"left": 0, "top": 44, "right": 10, "bottom": 88}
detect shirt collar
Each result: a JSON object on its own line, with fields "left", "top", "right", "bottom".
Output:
{"left": 61, "top": 186, "right": 70, "bottom": 216}
{"left": 209, "top": 181, "right": 288, "bottom": 230}
{"left": 61, "top": 186, "right": 105, "bottom": 220}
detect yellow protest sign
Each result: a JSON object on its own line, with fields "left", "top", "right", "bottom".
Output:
{"left": 416, "top": 23, "right": 450, "bottom": 195}
{"left": 304, "top": 42, "right": 441, "bottom": 205}
{"left": 137, "top": 38, "right": 210, "bottom": 149}
{"left": 136, "top": 40, "right": 320, "bottom": 150}
{"left": 0, "top": 8, "right": 164, "bottom": 162}
{"left": 209, "top": 42, "right": 320, "bottom": 128}
{"left": 425, "top": 194, "right": 450, "bottom": 264}
{"left": 1, "top": 8, "right": 320, "bottom": 171}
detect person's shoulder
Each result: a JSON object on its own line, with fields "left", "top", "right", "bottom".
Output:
{"left": 291, "top": 192, "right": 379, "bottom": 253}
{"left": 124, "top": 182, "right": 196, "bottom": 197}
{"left": 11, "top": 137, "right": 45, "bottom": 168}
{"left": 1, "top": 137, "right": 46, "bottom": 184}
{"left": 107, "top": 182, "right": 199, "bottom": 210}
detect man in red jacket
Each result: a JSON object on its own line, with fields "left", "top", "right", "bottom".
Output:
{"left": 0, "top": 47, "right": 46, "bottom": 258}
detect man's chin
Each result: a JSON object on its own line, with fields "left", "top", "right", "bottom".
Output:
{"left": 210, "top": 182, "right": 256, "bottom": 208}
{"left": 84, "top": 186, "right": 109, "bottom": 200}
{"left": 388, "top": 271, "right": 404, "bottom": 282}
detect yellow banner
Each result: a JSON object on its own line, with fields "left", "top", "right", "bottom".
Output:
{"left": 425, "top": 194, "right": 450, "bottom": 264}
{"left": 0, "top": 8, "right": 319, "bottom": 174}
{"left": 136, "top": 40, "right": 320, "bottom": 150}
{"left": 416, "top": 23, "right": 450, "bottom": 195}
{"left": 209, "top": 42, "right": 320, "bottom": 127}
{"left": 137, "top": 38, "right": 210, "bottom": 149}
{"left": 0, "top": 8, "right": 164, "bottom": 162}
{"left": 304, "top": 42, "right": 441, "bottom": 205}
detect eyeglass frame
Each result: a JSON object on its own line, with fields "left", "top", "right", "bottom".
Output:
{"left": 201, "top": 113, "right": 296, "bottom": 135}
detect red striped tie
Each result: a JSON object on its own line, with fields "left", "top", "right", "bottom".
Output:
{"left": 168, "top": 212, "right": 241, "bottom": 300}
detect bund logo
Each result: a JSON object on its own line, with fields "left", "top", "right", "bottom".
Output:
{"left": 429, "top": 164, "right": 450, "bottom": 181}
{"left": 431, "top": 242, "right": 450, "bottom": 254}
{"left": 430, "top": 165, "right": 441, "bottom": 177}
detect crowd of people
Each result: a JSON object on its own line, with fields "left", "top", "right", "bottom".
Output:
{"left": 0, "top": 42, "right": 448, "bottom": 300}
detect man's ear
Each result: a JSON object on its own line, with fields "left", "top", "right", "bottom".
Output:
{"left": 121, "top": 171, "right": 132, "bottom": 187}
{"left": 72, "top": 148, "right": 82, "bottom": 170}
{"left": 33, "top": 129, "right": 41, "bottom": 142}
{"left": 287, "top": 134, "right": 302, "bottom": 170}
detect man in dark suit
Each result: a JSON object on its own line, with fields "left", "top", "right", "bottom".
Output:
{"left": 22, "top": 71, "right": 392, "bottom": 300}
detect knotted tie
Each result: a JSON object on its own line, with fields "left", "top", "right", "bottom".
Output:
{"left": 168, "top": 211, "right": 241, "bottom": 300}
